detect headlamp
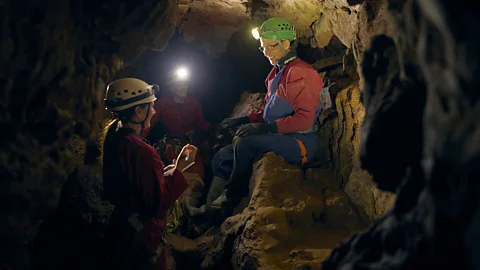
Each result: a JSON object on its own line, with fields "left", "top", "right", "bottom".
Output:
{"left": 252, "top": 28, "right": 260, "bottom": 40}
{"left": 175, "top": 67, "right": 189, "bottom": 81}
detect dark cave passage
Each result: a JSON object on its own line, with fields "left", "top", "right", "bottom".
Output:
{"left": 117, "top": 30, "right": 273, "bottom": 123}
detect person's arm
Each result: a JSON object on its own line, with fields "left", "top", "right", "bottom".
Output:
{"left": 137, "top": 150, "right": 188, "bottom": 217}
{"left": 275, "top": 66, "right": 324, "bottom": 134}
{"left": 247, "top": 110, "right": 264, "bottom": 123}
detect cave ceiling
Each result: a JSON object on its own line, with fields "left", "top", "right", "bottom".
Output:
{"left": 174, "top": 0, "right": 366, "bottom": 54}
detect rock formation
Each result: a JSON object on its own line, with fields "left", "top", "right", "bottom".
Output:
{"left": 0, "top": 1, "right": 179, "bottom": 267}
{"left": 1, "top": 0, "right": 478, "bottom": 269}
{"left": 170, "top": 153, "right": 368, "bottom": 270}
{"left": 323, "top": 0, "right": 480, "bottom": 268}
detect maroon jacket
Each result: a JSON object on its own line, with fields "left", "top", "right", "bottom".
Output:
{"left": 143, "top": 95, "right": 211, "bottom": 137}
{"left": 103, "top": 128, "right": 188, "bottom": 269}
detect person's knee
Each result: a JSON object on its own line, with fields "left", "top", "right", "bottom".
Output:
{"left": 233, "top": 135, "right": 260, "bottom": 150}
{"left": 212, "top": 145, "right": 231, "bottom": 163}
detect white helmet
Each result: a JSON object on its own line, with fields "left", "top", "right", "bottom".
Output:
{"left": 105, "top": 78, "right": 158, "bottom": 112}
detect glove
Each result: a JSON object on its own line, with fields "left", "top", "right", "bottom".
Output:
{"left": 220, "top": 116, "right": 250, "bottom": 129}
{"left": 236, "top": 122, "right": 278, "bottom": 137}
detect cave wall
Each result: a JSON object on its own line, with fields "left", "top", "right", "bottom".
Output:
{"left": 323, "top": 0, "right": 480, "bottom": 268}
{"left": 318, "top": 81, "right": 396, "bottom": 220}
{"left": 0, "top": 1, "right": 179, "bottom": 267}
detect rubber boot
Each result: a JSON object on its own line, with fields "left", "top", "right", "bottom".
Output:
{"left": 211, "top": 173, "right": 247, "bottom": 209}
{"left": 182, "top": 176, "right": 227, "bottom": 219}
{"left": 205, "top": 176, "right": 228, "bottom": 206}
{"left": 182, "top": 177, "right": 227, "bottom": 231}
{"left": 182, "top": 197, "right": 208, "bottom": 219}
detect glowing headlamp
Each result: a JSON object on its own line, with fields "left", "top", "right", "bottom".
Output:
{"left": 175, "top": 67, "right": 189, "bottom": 81}
{"left": 252, "top": 28, "right": 260, "bottom": 40}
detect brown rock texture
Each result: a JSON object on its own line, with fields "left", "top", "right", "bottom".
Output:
{"left": 321, "top": 82, "right": 396, "bottom": 220}
{"left": 230, "top": 91, "right": 266, "bottom": 118}
{"left": 0, "top": 1, "right": 179, "bottom": 267}
{"left": 179, "top": 0, "right": 396, "bottom": 54}
{"left": 178, "top": 0, "right": 250, "bottom": 53}
{"left": 196, "top": 153, "right": 367, "bottom": 269}
{"left": 323, "top": 0, "right": 480, "bottom": 268}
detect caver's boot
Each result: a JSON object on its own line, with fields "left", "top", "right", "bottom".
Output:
{"left": 205, "top": 177, "right": 228, "bottom": 206}
{"left": 182, "top": 177, "right": 228, "bottom": 230}
{"left": 211, "top": 173, "right": 247, "bottom": 209}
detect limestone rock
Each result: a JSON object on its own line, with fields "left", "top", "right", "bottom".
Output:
{"left": 314, "top": 79, "right": 395, "bottom": 222}
{"left": 324, "top": 0, "right": 480, "bottom": 268}
{"left": 345, "top": 165, "right": 396, "bottom": 220}
{"left": 322, "top": 189, "right": 366, "bottom": 232}
{"left": 166, "top": 229, "right": 217, "bottom": 269}
{"left": 315, "top": 82, "right": 360, "bottom": 188}
{"left": 201, "top": 153, "right": 363, "bottom": 269}
{"left": 179, "top": 0, "right": 250, "bottom": 53}
{"left": 305, "top": 168, "right": 341, "bottom": 190}
{"left": 179, "top": 0, "right": 396, "bottom": 54}
{"left": 0, "top": 0, "right": 179, "bottom": 266}
{"left": 31, "top": 164, "right": 115, "bottom": 269}
{"left": 312, "top": 14, "right": 335, "bottom": 48}
{"left": 230, "top": 92, "right": 266, "bottom": 118}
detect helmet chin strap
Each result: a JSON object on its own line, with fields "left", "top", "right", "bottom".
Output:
{"left": 124, "top": 103, "right": 152, "bottom": 133}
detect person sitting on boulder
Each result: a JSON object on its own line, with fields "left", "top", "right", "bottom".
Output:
{"left": 209, "top": 17, "right": 325, "bottom": 209}
{"left": 102, "top": 77, "right": 197, "bottom": 269}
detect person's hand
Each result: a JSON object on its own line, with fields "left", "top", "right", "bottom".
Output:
{"left": 164, "top": 164, "right": 175, "bottom": 171}
{"left": 220, "top": 116, "right": 249, "bottom": 129}
{"left": 163, "top": 164, "right": 176, "bottom": 176}
{"left": 174, "top": 144, "right": 198, "bottom": 172}
{"left": 236, "top": 122, "right": 278, "bottom": 137}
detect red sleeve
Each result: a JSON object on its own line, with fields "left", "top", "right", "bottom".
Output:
{"left": 138, "top": 149, "right": 188, "bottom": 218}
{"left": 275, "top": 65, "right": 324, "bottom": 134}
{"left": 163, "top": 169, "right": 189, "bottom": 206}
{"left": 248, "top": 110, "right": 264, "bottom": 123}
{"left": 141, "top": 100, "right": 162, "bottom": 137}
{"left": 192, "top": 99, "right": 211, "bottom": 131}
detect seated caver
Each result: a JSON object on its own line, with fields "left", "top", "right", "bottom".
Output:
{"left": 182, "top": 17, "right": 325, "bottom": 226}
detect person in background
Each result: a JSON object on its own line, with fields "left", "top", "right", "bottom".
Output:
{"left": 142, "top": 67, "right": 211, "bottom": 145}
{"left": 102, "top": 77, "right": 197, "bottom": 269}
{"left": 142, "top": 67, "right": 212, "bottom": 179}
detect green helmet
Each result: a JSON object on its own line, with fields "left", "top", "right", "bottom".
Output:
{"left": 252, "top": 17, "right": 296, "bottom": 41}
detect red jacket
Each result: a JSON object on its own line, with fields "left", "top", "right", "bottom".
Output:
{"left": 143, "top": 95, "right": 211, "bottom": 137}
{"left": 248, "top": 58, "right": 323, "bottom": 134}
{"left": 103, "top": 128, "right": 188, "bottom": 269}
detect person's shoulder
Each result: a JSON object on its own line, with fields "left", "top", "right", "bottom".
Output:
{"left": 157, "top": 96, "right": 171, "bottom": 104}
{"left": 125, "top": 134, "right": 159, "bottom": 157}
{"left": 288, "top": 58, "right": 319, "bottom": 77}
{"left": 185, "top": 95, "right": 200, "bottom": 106}
{"left": 291, "top": 58, "right": 314, "bottom": 70}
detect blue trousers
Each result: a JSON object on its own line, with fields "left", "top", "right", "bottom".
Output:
{"left": 211, "top": 132, "right": 317, "bottom": 199}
